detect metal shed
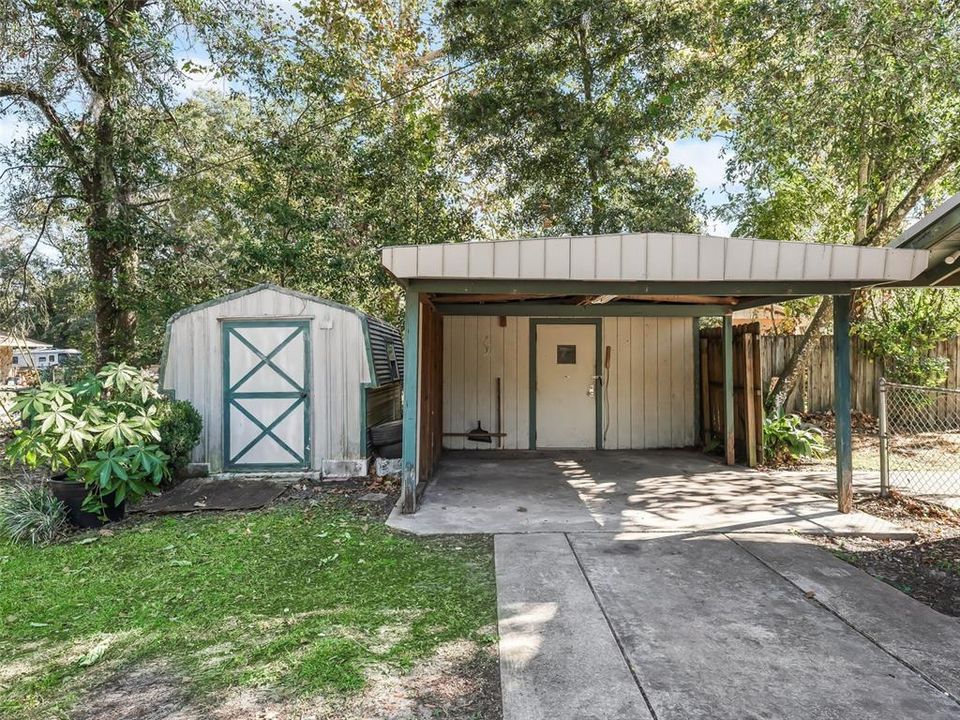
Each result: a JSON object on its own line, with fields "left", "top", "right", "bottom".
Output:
{"left": 160, "top": 284, "right": 403, "bottom": 477}
{"left": 382, "top": 232, "right": 933, "bottom": 514}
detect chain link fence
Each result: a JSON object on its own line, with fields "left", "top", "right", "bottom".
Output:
{"left": 879, "top": 378, "right": 960, "bottom": 497}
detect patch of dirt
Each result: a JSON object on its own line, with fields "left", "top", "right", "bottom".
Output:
{"left": 71, "top": 662, "right": 196, "bottom": 720}
{"left": 802, "top": 410, "right": 960, "bottom": 469}
{"left": 277, "top": 473, "right": 400, "bottom": 520}
{"left": 802, "top": 410, "right": 879, "bottom": 453}
{"left": 69, "top": 640, "right": 500, "bottom": 720}
{"left": 810, "top": 491, "right": 960, "bottom": 617}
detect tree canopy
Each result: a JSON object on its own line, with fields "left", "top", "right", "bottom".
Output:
{"left": 2, "top": 0, "right": 960, "bottom": 367}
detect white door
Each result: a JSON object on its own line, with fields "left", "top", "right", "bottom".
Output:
{"left": 535, "top": 323, "right": 598, "bottom": 448}
{"left": 222, "top": 320, "right": 310, "bottom": 470}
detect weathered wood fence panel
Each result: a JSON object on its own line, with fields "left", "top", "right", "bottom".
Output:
{"left": 759, "top": 335, "right": 960, "bottom": 417}
{"left": 702, "top": 322, "right": 764, "bottom": 466}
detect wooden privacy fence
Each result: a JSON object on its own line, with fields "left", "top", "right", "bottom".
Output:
{"left": 701, "top": 322, "right": 764, "bottom": 467}
{"left": 760, "top": 335, "right": 960, "bottom": 417}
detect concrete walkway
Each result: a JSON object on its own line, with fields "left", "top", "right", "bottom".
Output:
{"left": 388, "top": 451, "right": 912, "bottom": 538}
{"left": 498, "top": 531, "right": 960, "bottom": 720}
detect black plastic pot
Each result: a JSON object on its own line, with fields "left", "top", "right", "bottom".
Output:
{"left": 49, "top": 476, "right": 126, "bottom": 529}
{"left": 378, "top": 441, "right": 403, "bottom": 459}
{"left": 370, "top": 419, "right": 403, "bottom": 447}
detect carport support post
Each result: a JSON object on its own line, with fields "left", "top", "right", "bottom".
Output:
{"left": 832, "top": 294, "right": 853, "bottom": 513}
{"left": 723, "top": 313, "right": 735, "bottom": 465}
{"left": 401, "top": 288, "right": 420, "bottom": 514}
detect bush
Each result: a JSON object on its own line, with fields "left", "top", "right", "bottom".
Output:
{"left": 763, "top": 412, "right": 827, "bottom": 464}
{"left": 5, "top": 363, "right": 171, "bottom": 516}
{"left": 155, "top": 399, "right": 202, "bottom": 473}
{"left": 0, "top": 482, "right": 68, "bottom": 545}
{"left": 856, "top": 289, "right": 960, "bottom": 388}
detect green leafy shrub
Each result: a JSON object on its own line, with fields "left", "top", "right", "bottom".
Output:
{"left": 0, "top": 482, "right": 68, "bottom": 545}
{"left": 4, "top": 363, "right": 191, "bottom": 517}
{"left": 856, "top": 289, "right": 960, "bottom": 389}
{"left": 763, "top": 412, "right": 827, "bottom": 464}
{"left": 155, "top": 399, "right": 203, "bottom": 473}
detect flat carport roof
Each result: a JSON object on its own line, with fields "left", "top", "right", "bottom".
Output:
{"left": 382, "top": 228, "right": 946, "bottom": 516}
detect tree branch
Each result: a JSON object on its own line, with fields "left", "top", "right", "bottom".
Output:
{"left": 0, "top": 82, "right": 89, "bottom": 190}
{"left": 862, "top": 147, "right": 960, "bottom": 246}
{"left": 49, "top": 24, "right": 104, "bottom": 91}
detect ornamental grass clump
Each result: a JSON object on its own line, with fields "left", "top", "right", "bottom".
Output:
{"left": 0, "top": 482, "right": 68, "bottom": 545}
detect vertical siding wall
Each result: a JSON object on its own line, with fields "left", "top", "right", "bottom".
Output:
{"left": 162, "top": 289, "right": 372, "bottom": 472}
{"left": 441, "top": 315, "right": 695, "bottom": 450}
{"left": 601, "top": 317, "right": 696, "bottom": 449}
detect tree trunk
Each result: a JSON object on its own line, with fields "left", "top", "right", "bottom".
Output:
{"left": 87, "top": 208, "right": 138, "bottom": 365}
{"left": 575, "top": 18, "right": 604, "bottom": 235}
{"left": 766, "top": 297, "right": 831, "bottom": 413}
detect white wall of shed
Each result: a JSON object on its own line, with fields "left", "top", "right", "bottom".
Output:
{"left": 441, "top": 315, "right": 696, "bottom": 450}
{"left": 162, "top": 288, "right": 373, "bottom": 472}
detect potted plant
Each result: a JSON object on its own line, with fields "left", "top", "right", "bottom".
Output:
{"left": 6, "top": 363, "right": 171, "bottom": 528}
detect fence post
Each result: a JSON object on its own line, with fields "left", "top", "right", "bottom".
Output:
{"left": 878, "top": 376, "right": 889, "bottom": 498}
{"left": 723, "top": 314, "right": 735, "bottom": 465}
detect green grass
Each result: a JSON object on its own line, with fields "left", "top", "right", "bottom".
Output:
{"left": 0, "top": 503, "right": 496, "bottom": 718}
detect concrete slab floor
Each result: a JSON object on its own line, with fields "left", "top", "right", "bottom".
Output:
{"left": 498, "top": 531, "right": 960, "bottom": 720}
{"left": 387, "top": 450, "right": 912, "bottom": 538}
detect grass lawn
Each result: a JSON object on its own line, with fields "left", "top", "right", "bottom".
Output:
{"left": 0, "top": 502, "right": 497, "bottom": 719}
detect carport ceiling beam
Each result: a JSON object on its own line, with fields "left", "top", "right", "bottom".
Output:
{"left": 408, "top": 279, "right": 869, "bottom": 297}
{"left": 436, "top": 302, "right": 729, "bottom": 317}
{"left": 579, "top": 294, "right": 618, "bottom": 305}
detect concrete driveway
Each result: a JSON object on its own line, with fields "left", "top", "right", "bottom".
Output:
{"left": 388, "top": 451, "right": 960, "bottom": 719}
{"left": 498, "top": 531, "right": 960, "bottom": 720}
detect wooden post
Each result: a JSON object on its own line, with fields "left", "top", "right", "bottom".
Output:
{"left": 401, "top": 288, "right": 420, "bottom": 514}
{"left": 699, "top": 337, "right": 711, "bottom": 446}
{"left": 833, "top": 295, "right": 853, "bottom": 513}
{"left": 752, "top": 331, "right": 765, "bottom": 465}
{"left": 723, "top": 314, "right": 735, "bottom": 465}
{"left": 743, "top": 332, "right": 757, "bottom": 467}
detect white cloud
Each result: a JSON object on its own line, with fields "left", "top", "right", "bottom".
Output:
{"left": 0, "top": 115, "right": 31, "bottom": 145}
{"left": 180, "top": 65, "right": 225, "bottom": 97}
{"left": 667, "top": 136, "right": 728, "bottom": 189}
{"left": 667, "top": 136, "right": 740, "bottom": 236}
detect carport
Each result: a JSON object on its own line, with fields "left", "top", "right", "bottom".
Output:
{"left": 380, "top": 232, "right": 931, "bottom": 514}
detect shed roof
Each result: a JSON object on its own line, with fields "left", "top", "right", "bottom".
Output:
{"left": 382, "top": 233, "right": 928, "bottom": 289}
{"left": 0, "top": 335, "right": 51, "bottom": 349}
{"left": 161, "top": 284, "right": 403, "bottom": 387}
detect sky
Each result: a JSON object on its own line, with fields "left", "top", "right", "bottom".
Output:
{"left": 667, "top": 137, "right": 736, "bottom": 236}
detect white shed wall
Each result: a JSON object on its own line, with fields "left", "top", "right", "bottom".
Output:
{"left": 441, "top": 316, "right": 696, "bottom": 450}
{"left": 162, "top": 288, "right": 373, "bottom": 473}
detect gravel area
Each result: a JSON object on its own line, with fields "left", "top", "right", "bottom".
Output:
{"left": 811, "top": 491, "right": 960, "bottom": 617}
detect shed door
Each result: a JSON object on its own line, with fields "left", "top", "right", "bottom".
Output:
{"left": 535, "top": 323, "right": 598, "bottom": 448}
{"left": 223, "top": 320, "right": 311, "bottom": 471}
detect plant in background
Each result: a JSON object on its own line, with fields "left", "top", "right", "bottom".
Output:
{"left": 155, "top": 399, "right": 203, "bottom": 474}
{"left": 0, "top": 483, "right": 68, "bottom": 545}
{"left": 856, "top": 289, "right": 960, "bottom": 389}
{"left": 5, "top": 363, "right": 198, "bottom": 518}
{"left": 763, "top": 412, "right": 827, "bottom": 464}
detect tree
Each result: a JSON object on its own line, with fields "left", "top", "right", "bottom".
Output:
{"left": 146, "top": 1, "right": 475, "bottom": 330}
{"left": 719, "top": 0, "right": 960, "bottom": 410}
{"left": 0, "top": 0, "right": 265, "bottom": 364}
{"left": 441, "top": 0, "right": 717, "bottom": 236}
{"left": 856, "top": 289, "right": 960, "bottom": 387}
